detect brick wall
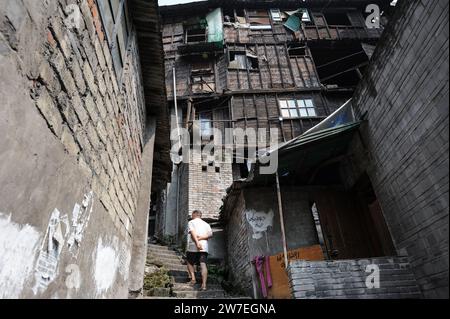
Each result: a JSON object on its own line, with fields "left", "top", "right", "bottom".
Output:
{"left": 225, "top": 192, "right": 254, "bottom": 294}
{"left": 187, "top": 149, "right": 233, "bottom": 220}
{"left": 33, "top": 0, "right": 145, "bottom": 240}
{"left": 352, "top": 0, "right": 449, "bottom": 298}
{"left": 288, "top": 257, "right": 422, "bottom": 299}
{"left": 0, "top": 0, "right": 158, "bottom": 298}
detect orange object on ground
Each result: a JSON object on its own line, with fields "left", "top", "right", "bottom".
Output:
{"left": 266, "top": 245, "right": 324, "bottom": 299}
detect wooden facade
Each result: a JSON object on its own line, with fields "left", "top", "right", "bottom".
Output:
{"left": 161, "top": 0, "right": 388, "bottom": 147}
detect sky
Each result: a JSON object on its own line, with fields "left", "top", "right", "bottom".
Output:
{"left": 158, "top": 0, "right": 206, "bottom": 6}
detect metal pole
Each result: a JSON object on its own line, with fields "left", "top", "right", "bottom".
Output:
{"left": 275, "top": 171, "right": 289, "bottom": 268}
{"left": 173, "top": 67, "right": 181, "bottom": 146}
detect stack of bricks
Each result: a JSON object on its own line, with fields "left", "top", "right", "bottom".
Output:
{"left": 288, "top": 257, "right": 422, "bottom": 299}
{"left": 30, "top": 0, "right": 146, "bottom": 242}
{"left": 352, "top": 0, "right": 449, "bottom": 298}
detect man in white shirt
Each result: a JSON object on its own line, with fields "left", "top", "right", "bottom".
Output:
{"left": 186, "top": 210, "right": 213, "bottom": 290}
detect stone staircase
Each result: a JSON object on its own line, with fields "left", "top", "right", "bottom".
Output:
{"left": 144, "top": 243, "right": 249, "bottom": 299}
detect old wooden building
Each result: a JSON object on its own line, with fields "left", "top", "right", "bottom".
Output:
{"left": 154, "top": 0, "right": 392, "bottom": 258}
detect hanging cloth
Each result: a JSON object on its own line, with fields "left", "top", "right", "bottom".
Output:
{"left": 252, "top": 256, "right": 273, "bottom": 298}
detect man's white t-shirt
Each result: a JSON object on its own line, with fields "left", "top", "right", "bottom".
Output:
{"left": 187, "top": 218, "right": 212, "bottom": 253}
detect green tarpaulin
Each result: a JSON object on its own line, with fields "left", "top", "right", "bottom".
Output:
{"left": 206, "top": 8, "right": 224, "bottom": 44}
{"left": 284, "top": 14, "right": 301, "bottom": 32}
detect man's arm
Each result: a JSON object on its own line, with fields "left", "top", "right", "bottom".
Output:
{"left": 190, "top": 228, "right": 203, "bottom": 250}
{"left": 197, "top": 226, "right": 213, "bottom": 241}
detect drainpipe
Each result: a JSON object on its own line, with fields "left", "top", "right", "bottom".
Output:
{"left": 173, "top": 67, "right": 181, "bottom": 146}
{"left": 175, "top": 165, "right": 180, "bottom": 245}
{"left": 173, "top": 67, "right": 181, "bottom": 246}
{"left": 275, "top": 171, "right": 289, "bottom": 268}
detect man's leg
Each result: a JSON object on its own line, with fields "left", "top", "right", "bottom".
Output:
{"left": 186, "top": 252, "right": 196, "bottom": 283}
{"left": 199, "top": 253, "right": 208, "bottom": 290}
{"left": 187, "top": 262, "right": 196, "bottom": 283}
{"left": 200, "top": 262, "right": 207, "bottom": 289}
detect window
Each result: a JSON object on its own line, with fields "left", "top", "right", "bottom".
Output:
{"left": 288, "top": 44, "right": 306, "bottom": 57}
{"left": 191, "top": 61, "right": 215, "bottom": 93}
{"left": 223, "top": 8, "right": 236, "bottom": 23}
{"left": 323, "top": 12, "right": 352, "bottom": 26}
{"left": 301, "top": 9, "right": 312, "bottom": 22}
{"left": 270, "top": 9, "right": 282, "bottom": 22}
{"left": 247, "top": 9, "right": 272, "bottom": 30}
{"left": 199, "top": 112, "right": 212, "bottom": 138}
{"left": 186, "top": 28, "right": 207, "bottom": 43}
{"left": 228, "top": 50, "right": 259, "bottom": 70}
{"left": 279, "top": 99, "right": 317, "bottom": 118}
{"left": 97, "top": 0, "right": 130, "bottom": 80}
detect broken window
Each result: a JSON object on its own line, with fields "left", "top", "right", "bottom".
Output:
{"left": 284, "top": 9, "right": 311, "bottom": 32}
{"left": 191, "top": 61, "right": 215, "bottom": 93}
{"left": 288, "top": 43, "right": 306, "bottom": 57}
{"left": 229, "top": 51, "right": 247, "bottom": 69}
{"left": 310, "top": 42, "right": 369, "bottom": 87}
{"left": 323, "top": 12, "right": 352, "bottom": 26}
{"left": 228, "top": 49, "right": 259, "bottom": 70}
{"left": 247, "top": 9, "right": 272, "bottom": 30}
{"left": 279, "top": 99, "right": 316, "bottom": 118}
{"left": 235, "top": 9, "right": 246, "bottom": 24}
{"left": 300, "top": 9, "right": 312, "bottom": 22}
{"left": 186, "top": 27, "right": 207, "bottom": 43}
{"left": 223, "top": 8, "right": 236, "bottom": 23}
{"left": 270, "top": 8, "right": 282, "bottom": 22}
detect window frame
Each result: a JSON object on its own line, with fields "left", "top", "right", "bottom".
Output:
{"left": 270, "top": 8, "right": 283, "bottom": 22}
{"left": 228, "top": 48, "right": 259, "bottom": 71}
{"left": 279, "top": 98, "right": 317, "bottom": 119}
{"left": 97, "top": 0, "right": 131, "bottom": 83}
{"left": 247, "top": 9, "right": 272, "bottom": 30}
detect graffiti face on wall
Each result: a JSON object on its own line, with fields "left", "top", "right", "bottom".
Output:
{"left": 245, "top": 209, "right": 274, "bottom": 239}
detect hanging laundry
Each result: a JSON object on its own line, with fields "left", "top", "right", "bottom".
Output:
{"left": 252, "top": 256, "right": 273, "bottom": 298}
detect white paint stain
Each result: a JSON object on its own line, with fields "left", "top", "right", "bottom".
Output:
{"left": 245, "top": 209, "right": 274, "bottom": 239}
{"left": 0, "top": 213, "right": 41, "bottom": 299}
{"left": 93, "top": 238, "right": 119, "bottom": 295}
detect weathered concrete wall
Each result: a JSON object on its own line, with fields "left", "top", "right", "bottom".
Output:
{"left": 0, "top": 0, "right": 152, "bottom": 298}
{"left": 243, "top": 187, "right": 319, "bottom": 257}
{"left": 225, "top": 186, "right": 320, "bottom": 295}
{"left": 352, "top": 0, "right": 449, "bottom": 298}
{"left": 288, "top": 257, "right": 422, "bottom": 299}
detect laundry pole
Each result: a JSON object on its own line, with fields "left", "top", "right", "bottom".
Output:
{"left": 275, "top": 171, "right": 289, "bottom": 269}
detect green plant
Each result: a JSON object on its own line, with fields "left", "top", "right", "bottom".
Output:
{"left": 143, "top": 267, "right": 171, "bottom": 291}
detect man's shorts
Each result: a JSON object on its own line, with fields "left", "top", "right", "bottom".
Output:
{"left": 186, "top": 251, "right": 208, "bottom": 265}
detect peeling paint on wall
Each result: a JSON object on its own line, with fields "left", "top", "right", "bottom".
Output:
{"left": 118, "top": 241, "right": 131, "bottom": 281}
{"left": 93, "top": 237, "right": 119, "bottom": 295}
{"left": 0, "top": 213, "right": 41, "bottom": 299}
{"left": 67, "top": 191, "right": 94, "bottom": 256}
{"left": 31, "top": 191, "right": 94, "bottom": 295}
{"left": 32, "top": 208, "right": 69, "bottom": 294}
{"left": 245, "top": 209, "right": 274, "bottom": 239}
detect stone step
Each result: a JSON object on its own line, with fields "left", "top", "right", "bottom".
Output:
{"left": 171, "top": 274, "right": 222, "bottom": 285}
{"left": 147, "top": 256, "right": 184, "bottom": 266}
{"left": 148, "top": 244, "right": 176, "bottom": 252}
{"left": 148, "top": 250, "right": 182, "bottom": 259}
{"left": 149, "top": 263, "right": 186, "bottom": 271}
{"left": 172, "top": 283, "right": 223, "bottom": 291}
{"left": 173, "top": 290, "right": 226, "bottom": 299}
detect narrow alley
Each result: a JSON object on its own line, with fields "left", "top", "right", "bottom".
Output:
{"left": 0, "top": 0, "right": 448, "bottom": 304}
